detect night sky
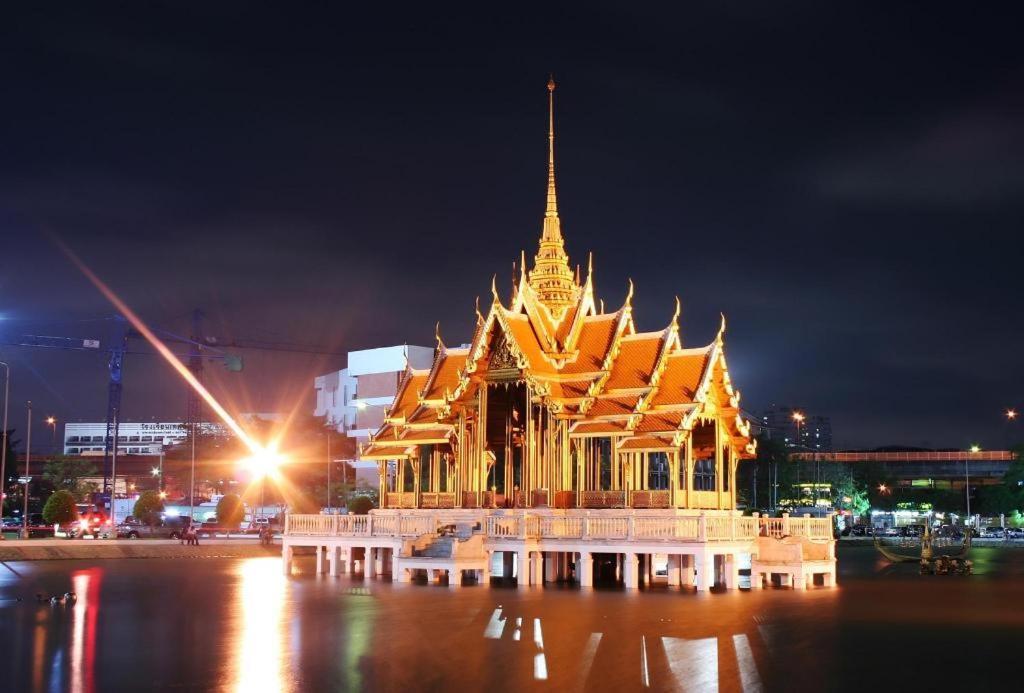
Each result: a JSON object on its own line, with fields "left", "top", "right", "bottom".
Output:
{"left": 2, "top": 4, "right": 1022, "bottom": 450}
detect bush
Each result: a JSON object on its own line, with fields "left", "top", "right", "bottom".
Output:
{"left": 217, "top": 493, "right": 245, "bottom": 527}
{"left": 133, "top": 491, "right": 165, "bottom": 526}
{"left": 42, "top": 490, "right": 78, "bottom": 526}
{"left": 348, "top": 495, "right": 375, "bottom": 515}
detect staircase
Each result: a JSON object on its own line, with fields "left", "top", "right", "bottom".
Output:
{"left": 415, "top": 535, "right": 455, "bottom": 558}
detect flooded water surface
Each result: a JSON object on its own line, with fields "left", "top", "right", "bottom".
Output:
{"left": 3, "top": 546, "right": 1023, "bottom": 691}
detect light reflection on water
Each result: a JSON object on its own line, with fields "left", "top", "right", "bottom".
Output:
{"left": 233, "top": 558, "right": 288, "bottom": 693}
{"left": 4, "top": 547, "right": 1024, "bottom": 691}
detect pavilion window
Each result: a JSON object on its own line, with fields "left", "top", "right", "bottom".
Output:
{"left": 647, "top": 452, "right": 669, "bottom": 490}
{"left": 694, "top": 457, "right": 715, "bottom": 491}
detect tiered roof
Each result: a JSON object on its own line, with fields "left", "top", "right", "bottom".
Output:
{"left": 362, "top": 81, "right": 754, "bottom": 460}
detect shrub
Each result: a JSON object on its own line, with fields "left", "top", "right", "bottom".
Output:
{"left": 348, "top": 495, "right": 375, "bottom": 515}
{"left": 133, "top": 491, "right": 165, "bottom": 526}
{"left": 217, "top": 493, "right": 245, "bottom": 527}
{"left": 42, "top": 490, "right": 78, "bottom": 526}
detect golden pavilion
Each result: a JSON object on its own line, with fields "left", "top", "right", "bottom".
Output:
{"left": 362, "top": 78, "right": 756, "bottom": 512}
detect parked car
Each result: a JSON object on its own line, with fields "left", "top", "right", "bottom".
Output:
{"left": 899, "top": 524, "right": 925, "bottom": 538}
{"left": 1005, "top": 527, "right": 1024, "bottom": 539}
{"left": 243, "top": 518, "right": 272, "bottom": 534}
{"left": 980, "top": 526, "right": 1005, "bottom": 539}
{"left": 850, "top": 525, "right": 873, "bottom": 537}
{"left": 68, "top": 511, "right": 112, "bottom": 539}
{"left": 116, "top": 517, "right": 190, "bottom": 539}
{"left": 198, "top": 520, "right": 240, "bottom": 538}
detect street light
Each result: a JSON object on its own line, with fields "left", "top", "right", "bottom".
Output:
{"left": 965, "top": 445, "right": 980, "bottom": 529}
{"left": 1008, "top": 409, "right": 1018, "bottom": 420}
{"left": 0, "top": 361, "right": 9, "bottom": 541}
{"left": 21, "top": 401, "right": 32, "bottom": 539}
{"left": 45, "top": 416, "right": 56, "bottom": 454}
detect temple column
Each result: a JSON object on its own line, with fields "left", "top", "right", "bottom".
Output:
{"left": 576, "top": 552, "right": 593, "bottom": 588}
{"left": 530, "top": 552, "right": 543, "bottom": 585}
{"left": 544, "top": 552, "right": 556, "bottom": 583}
{"left": 623, "top": 552, "right": 639, "bottom": 589}
{"left": 715, "top": 416, "right": 724, "bottom": 510}
{"left": 724, "top": 553, "right": 738, "bottom": 590}
{"left": 315, "top": 545, "right": 325, "bottom": 575}
{"left": 516, "top": 550, "right": 529, "bottom": 585}
{"left": 695, "top": 552, "right": 715, "bottom": 592}
{"left": 329, "top": 546, "right": 340, "bottom": 576}
{"left": 282, "top": 544, "right": 293, "bottom": 575}
{"left": 684, "top": 438, "right": 694, "bottom": 509}
{"left": 667, "top": 554, "right": 681, "bottom": 587}
{"left": 680, "top": 554, "right": 695, "bottom": 587}
{"left": 365, "top": 547, "right": 377, "bottom": 580}
{"left": 348, "top": 547, "right": 358, "bottom": 575}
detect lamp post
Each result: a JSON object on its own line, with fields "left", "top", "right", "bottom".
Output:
{"left": 326, "top": 420, "right": 333, "bottom": 513}
{"left": 189, "top": 421, "right": 196, "bottom": 524}
{"left": 792, "top": 411, "right": 805, "bottom": 507}
{"left": 0, "top": 361, "right": 9, "bottom": 539}
{"left": 46, "top": 416, "right": 57, "bottom": 455}
{"left": 109, "top": 410, "right": 119, "bottom": 528}
{"left": 21, "top": 401, "right": 32, "bottom": 539}
{"left": 966, "top": 445, "right": 979, "bottom": 530}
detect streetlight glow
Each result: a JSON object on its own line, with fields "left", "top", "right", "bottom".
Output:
{"left": 45, "top": 416, "right": 56, "bottom": 425}
{"left": 1008, "top": 409, "right": 1018, "bottom": 420}
{"left": 969, "top": 445, "right": 980, "bottom": 453}
{"left": 791, "top": 411, "right": 805, "bottom": 423}
{"left": 151, "top": 467, "right": 160, "bottom": 476}
{"left": 241, "top": 444, "right": 287, "bottom": 480}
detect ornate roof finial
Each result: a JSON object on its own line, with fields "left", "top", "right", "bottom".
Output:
{"left": 475, "top": 296, "right": 483, "bottom": 323}
{"left": 672, "top": 296, "right": 681, "bottom": 326}
{"left": 546, "top": 75, "right": 557, "bottom": 218}
{"left": 435, "top": 321, "right": 444, "bottom": 350}
{"left": 491, "top": 274, "right": 499, "bottom": 303}
{"left": 529, "top": 76, "right": 577, "bottom": 319}
{"left": 625, "top": 278, "right": 635, "bottom": 306}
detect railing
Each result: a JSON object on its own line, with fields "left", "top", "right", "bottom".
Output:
{"left": 788, "top": 515, "right": 833, "bottom": 541}
{"left": 285, "top": 511, "right": 833, "bottom": 544}
{"left": 760, "top": 517, "right": 786, "bottom": 538}
{"left": 630, "top": 490, "right": 671, "bottom": 509}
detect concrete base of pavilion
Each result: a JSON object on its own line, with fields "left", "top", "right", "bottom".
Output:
{"left": 749, "top": 535, "right": 837, "bottom": 589}
{"left": 281, "top": 508, "right": 838, "bottom": 593}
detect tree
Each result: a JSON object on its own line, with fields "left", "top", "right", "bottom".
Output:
{"left": 217, "top": 493, "right": 245, "bottom": 527}
{"left": 42, "top": 457, "right": 98, "bottom": 499}
{"left": 133, "top": 491, "right": 165, "bottom": 526}
{"left": 42, "top": 489, "right": 78, "bottom": 526}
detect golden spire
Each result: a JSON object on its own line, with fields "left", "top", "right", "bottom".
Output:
{"left": 529, "top": 75, "right": 578, "bottom": 318}
{"left": 546, "top": 75, "right": 558, "bottom": 218}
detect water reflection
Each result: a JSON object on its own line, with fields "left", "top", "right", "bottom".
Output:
{"left": 70, "top": 568, "right": 100, "bottom": 693}
{"left": 234, "top": 559, "right": 288, "bottom": 693}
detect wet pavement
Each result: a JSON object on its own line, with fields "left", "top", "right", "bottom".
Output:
{"left": 2, "top": 545, "right": 1023, "bottom": 692}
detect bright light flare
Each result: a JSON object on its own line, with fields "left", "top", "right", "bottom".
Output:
{"left": 970, "top": 445, "right": 981, "bottom": 453}
{"left": 240, "top": 443, "right": 287, "bottom": 481}
{"left": 57, "top": 241, "right": 260, "bottom": 453}
{"left": 1008, "top": 409, "right": 1018, "bottom": 420}
{"left": 792, "top": 411, "right": 805, "bottom": 423}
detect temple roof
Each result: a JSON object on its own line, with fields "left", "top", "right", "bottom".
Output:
{"left": 364, "top": 80, "right": 755, "bottom": 459}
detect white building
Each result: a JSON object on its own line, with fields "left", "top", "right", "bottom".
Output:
{"left": 63, "top": 421, "right": 226, "bottom": 456}
{"left": 314, "top": 344, "right": 434, "bottom": 481}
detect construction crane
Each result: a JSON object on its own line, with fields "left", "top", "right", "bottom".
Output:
{"left": 1, "top": 310, "right": 345, "bottom": 495}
